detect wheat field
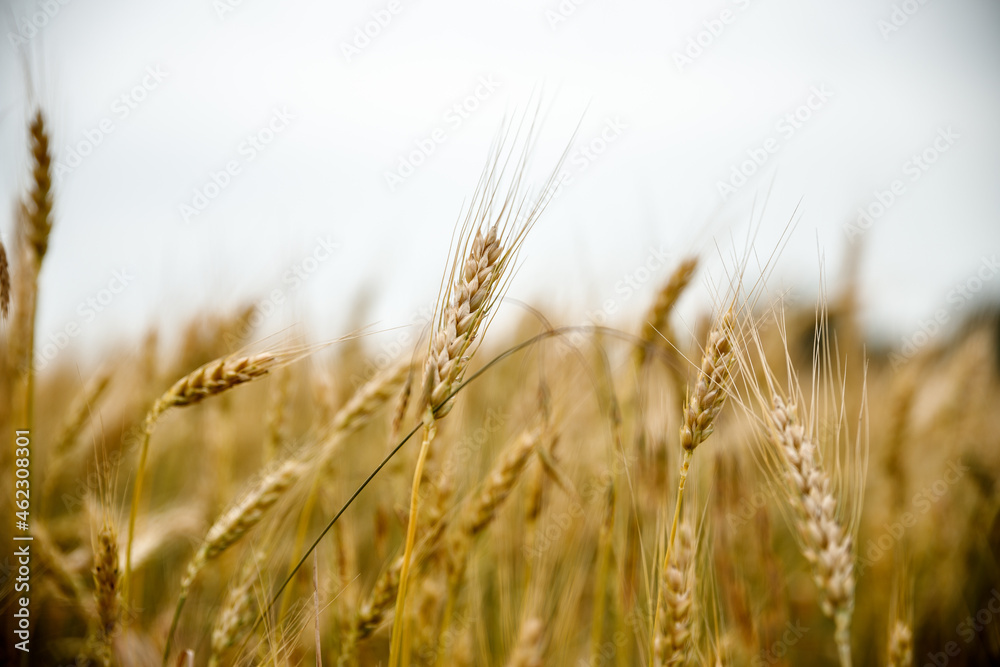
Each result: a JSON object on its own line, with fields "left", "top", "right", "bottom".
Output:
{"left": 2, "top": 106, "right": 1000, "bottom": 667}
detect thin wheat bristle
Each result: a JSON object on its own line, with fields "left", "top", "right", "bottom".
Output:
{"left": 771, "top": 396, "right": 855, "bottom": 664}
{"left": 654, "top": 520, "right": 695, "bottom": 667}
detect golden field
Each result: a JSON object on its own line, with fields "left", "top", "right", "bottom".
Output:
{"left": 2, "top": 109, "right": 1000, "bottom": 667}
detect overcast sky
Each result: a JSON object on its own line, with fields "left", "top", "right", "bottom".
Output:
{"left": 1, "top": 0, "right": 999, "bottom": 365}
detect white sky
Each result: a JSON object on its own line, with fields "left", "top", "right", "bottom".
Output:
{"left": 1, "top": 0, "right": 999, "bottom": 365}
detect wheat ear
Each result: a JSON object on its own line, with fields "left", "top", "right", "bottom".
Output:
{"left": 209, "top": 555, "right": 263, "bottom": 667}
{"left": 507, "top": 617, "right": 545, "bottom": 667}
{"left": 771, "top": 396, "right": 855, "bottom": 666}
{"left": 653, "top": 520, "right": 695, "bottom": 667}
{"left": 163, "top": 458, "right": 303, "bottom": 665}
{"left": 125, "top": 350, "right": 284, "bottom": 602}
{"left": 92, "top": 522, "right": 120, "bottom": 667}
{"left": 389, "top": 112, "right": 567, "bottom": 666}
{"left": 434, "top": 428, "right": 542, "bottom": 666}
{"left": 635, "top": 256, "right": 698, "bottom": 368}
{"left": 13, "top": 109, "right": 55, "bottom": 435}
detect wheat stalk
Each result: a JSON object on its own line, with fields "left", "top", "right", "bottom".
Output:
{"left": 390, "top": 117, "right": 564, "bottom": 667}
{"left": 652, "top": 313, "right": 733, "bottom": 663}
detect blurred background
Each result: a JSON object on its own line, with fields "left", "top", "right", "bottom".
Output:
{"left": 1, "top": 0, "right": 998, "bottom": 363}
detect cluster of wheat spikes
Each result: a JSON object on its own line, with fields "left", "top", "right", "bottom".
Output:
{"left": 5, "top": 103, "right": 1000, "bottom": 667}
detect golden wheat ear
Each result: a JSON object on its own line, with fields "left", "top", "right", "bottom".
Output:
{"left": 92, "top": 521, "right": 120, "bottom": 667}
{"left": 124, "top": 337, "right": 355, "bottom": 603}
{"left": 635, "top": 256, "right": 699, "bottom": 368}
{"left": 729, "top": 300, "right": 868, "bottom": 667}
{"left": 391, "top": 109, "right": 572, "bottom": 667}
